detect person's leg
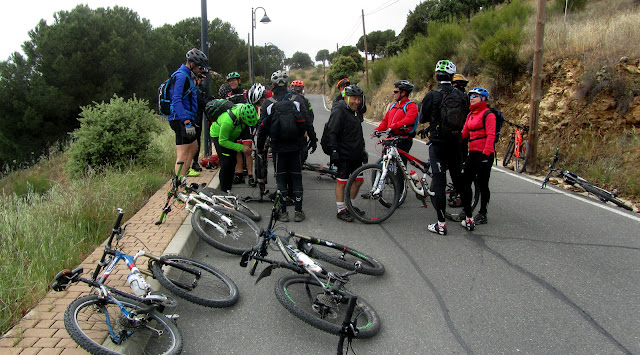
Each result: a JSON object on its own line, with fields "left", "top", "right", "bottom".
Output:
{"left": 335, "top": 160, "right": 353, "bottom": 222}
{"left": 212, "top": 138, "right": 237, "bottom": 193}
{"left": 461, "top": 152, "right": 481, "bottom": 218}
{"left": 170, "top": 120, "right": 196, "bottom": 177}
{"left": 274, "top": 152, "right": 290, "bottom": 221}
{"left": 476, "top": 153, "right": 494, "bottom": 218}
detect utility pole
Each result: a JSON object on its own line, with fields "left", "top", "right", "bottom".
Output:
{"left": 247, "top": 34, "right": 252, "bottom": 83}
{"left": 527, "top": 0, "right": 546, "bottom": 173}
{"left": 361, "top": 9, "right": 369, "bottom": 85}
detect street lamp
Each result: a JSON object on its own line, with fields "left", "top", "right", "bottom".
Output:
{"left": 251, "top": 7, "right": 271, "bottom": 84}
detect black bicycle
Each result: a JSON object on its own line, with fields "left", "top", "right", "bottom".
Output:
{"left": 541, "top": 148, "right": 632, "bottom": 211}
{"left": 239, "top": 191, "right": 383, "bottom": 341}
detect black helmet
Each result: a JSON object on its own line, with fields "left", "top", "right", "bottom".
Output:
{"left": 186, "top": 48, "right": 209, "bottom": 67}
{"left": 394, "top": 80, "right": 414, "bottom": 93}
{"left": 343, "top": 84, "right": 363, "bottom": 97}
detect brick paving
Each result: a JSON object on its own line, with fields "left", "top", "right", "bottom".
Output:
{"left": 0, "top": 169, "right": 216, "bottom": 354}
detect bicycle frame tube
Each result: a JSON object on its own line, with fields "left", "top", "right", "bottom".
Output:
{"left": 514, "top": 128, "right": 523, "bottom": 158}
{"left": 384, "top": 144, "right": 428, "bottom": 197}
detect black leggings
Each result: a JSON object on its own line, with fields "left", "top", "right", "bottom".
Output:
{"left": 274, "top": 151, "right": 303, "bottom": 213}
{"left": 212, "top": 137, "right": 238, "bottom": 193}
{"left": 461, "top": 151, "right": 493, "bottom": 217}
{"left": 429, "top": 141, "right": 463, "bottom": 222}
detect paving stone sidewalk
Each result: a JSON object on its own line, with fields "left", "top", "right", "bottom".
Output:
{"left": 0, "top": 169, "right": 217, "bottom": 354}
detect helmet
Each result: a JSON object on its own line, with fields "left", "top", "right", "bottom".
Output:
{"left": 247, "top": 83, "right": 266, "bottom": 105}
{"left": 453, "top": 74, "right": 468, "bottom": 84}
{"left": 343, "top": 84, "right": 363, "bottom": 97}
{"left": 186, "top": 48, "right": 209, "bottom": 68}
{"left": 291, "top": 80, "right": 305, "bottom": 88}
{"left": 226, "top": 72, "right": 241, "bottom": 81}
{"left": 435, "top": 60, "right": 456, "bottom": 74}
{"left": 468, "top": 87, "right": 490, "bottom": 99}
{"left": 290, "top": 80, "right": 304, "bottom": 94}
{"left": 393, "top": 80, "right": 414, "bottom": 93}
{"left": 239, "top": 103, "right": 258, "bottom": 126}
{"left": 336, "top": 78, "right": 350, "bottom": 89}
{"left": 271, "top": 70, "right": 289, "bottom": 87}
{"left": 218, "top": 83, "right": 231, "bottom": 98}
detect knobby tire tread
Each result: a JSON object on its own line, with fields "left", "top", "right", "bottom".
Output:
{"left": 191, "top": 205, "right": 260, "bottom": 255}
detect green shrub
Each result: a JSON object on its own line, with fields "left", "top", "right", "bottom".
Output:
{"left": 371, "top": 58, "right": 392, "bottom": 87}
{"left": 66, "top": 95, "right": 163, "bottom": 176}
{"left": 12, "top": 175, "right": 52, "bottom": 197}
{"left": 327, "top": 56, "right": 360, "bottom": 85}
{"left": 551, "top": 0, "right": 588, "bottom": 13}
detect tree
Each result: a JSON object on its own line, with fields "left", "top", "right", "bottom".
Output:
{"left": 357, "top": 30, "right": 396, "bottom": 61}
{"left": 288, "top": 52, "right": 314, "bottom": 69}
{"left": 315, "top": 49, "right": 330, "bottom": 66}
{"left": 338, "top": 46, "right": 359, "bottom": 57}
{"left": 326, "top": 56, "right": 360, "bottom": 85}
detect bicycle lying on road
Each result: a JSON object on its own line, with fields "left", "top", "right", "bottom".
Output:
{"left": 541, "top": 148, "right": 633, "bottom": 211}
{"left": 156, "top": 161, "right": 261, "bottom": 255}
{"left": 303, "top": 161, "right": 339, "bottom": 180}
{"left": 344, "top": 133, "right": 433, "bottom": 224}
{"left": 52, "top": 209, "right": 240, "bottom": 354}
{"left": 502, "top": 120, "right": 530, "bottom": 173}
{"left": 240, "top": 191, "right": 382, "bottom": 351}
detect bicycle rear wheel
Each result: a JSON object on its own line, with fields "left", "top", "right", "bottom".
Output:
{"left": 502, "top": 140, "right": 514, "bottom": 167}
{"left": 200, "top": 188, "right": 261, "bottom": 222}
{"left": 345, "top": 163, "right": 398, "bottom": 224}
{"left": 151, "top": 255, "right": 239, "bottom": 308}
{"left": 274, "top": 275, "right": 381, "bottom": 338}
{"left": 515, "top": 141, "right": 529, "bottom": 173}
{"left": 582, "top": 184, "right": 633, "bottom": 211}
{"left": 300, "top": 239, "right": 385, "bottom": 276}
{"left": 65, "top": 294, "right": 182, "bottom": 355}
{"left": 191, "top": 205, "right": 260, "bottom": 255}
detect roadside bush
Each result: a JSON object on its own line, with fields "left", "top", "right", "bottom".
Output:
{"left": 66, "top": 95, "right": 163, "bottom": 176}
{"left": 327, "top": 56, "right": 360, "bottom": 86}
{"left": 371, "top": 57, "right": 392, "bottom": 87}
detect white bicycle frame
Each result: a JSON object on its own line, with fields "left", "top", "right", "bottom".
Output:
{"left": 376, "top": 143, "right": 434, "bottom": 198}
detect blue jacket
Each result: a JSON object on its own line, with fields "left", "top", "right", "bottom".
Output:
{"left": 168, "top": 64, "right": 196, "bottom": 122}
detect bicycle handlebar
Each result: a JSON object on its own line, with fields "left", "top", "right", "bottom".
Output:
{"left": 504, "top": 120, "right": 529, "bottom": 131}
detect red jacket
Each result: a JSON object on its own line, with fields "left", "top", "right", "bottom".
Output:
{"left": 461, "top": 102, "right": 496, "bottom": 155}
{"left": 375, "top": 98, "right": 419, "bottom": 136}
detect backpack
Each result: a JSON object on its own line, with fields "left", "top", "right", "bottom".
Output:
{"left": 388, "top": 100, "right": 418, "bottom": 137}
{"left": 158, "top": 70, "right": 193, "bottom": 116}
{"left": 435, "top": 87, "right": 467, "bottom": 137}
{"left": 267, "top": 93, "right": 302, "bottom": 141}
{"left": 469, "top": 108, "right": 505, "bottom": 144}
{"left": 320, "top": 119, "right": 333, "bottom": 155}
{"left": 204, "top": 99, "right": 236, "bottom": 125}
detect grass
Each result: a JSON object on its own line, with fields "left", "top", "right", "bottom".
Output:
{"left": 0, "top": 124, "right": 176, "bottom": 335}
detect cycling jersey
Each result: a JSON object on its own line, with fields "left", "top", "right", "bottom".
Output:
{"left": 461, "top": 101, "right": 496, "bottom": 156}
{"left": 375, "top": 97, "right": 419, "bottom": 136}
{"left": 210, "top": 106, "right": 246, "bottom": 152}
{"left": 168, "top": 64, "right": 197, "bottom": 122}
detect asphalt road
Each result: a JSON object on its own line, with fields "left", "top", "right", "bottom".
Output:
{"left": 171, "top": 94, "right": 640, "bottom": 355}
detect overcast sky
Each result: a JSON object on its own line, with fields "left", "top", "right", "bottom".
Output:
{"left": 0, "top": 0, "right": 423, "bottom": 62}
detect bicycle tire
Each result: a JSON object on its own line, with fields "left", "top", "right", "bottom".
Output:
{"left": 151, "top": 255, "right": 239, "bottom": 308}
{"left": 515, "top": 141, "right": 529, "bottom": 173}
{"left": 64, "top": 294, "right": 183, "bottom": 355}
{"left": 200, "top": 187, "right": 262, "bottom": 222}
{"left": 191, "top": 205, "right": 260, "bottom": 255}
{"left": 502, "top": 140, "right": 514, "bottom": 167}
{"left": 300, "top": 239, "right": 385, "bottom": 276}
{"left": 344, "top": 164, "right": 398, "bottom": 224}
{"left": 376, "top": 158, "right": 407, "bottom": 207}
{"left": 274, "top": 275, "right": 381, "bottom": 338}
{"left": 582, "top": 184, "right": 633, "bottom": 211}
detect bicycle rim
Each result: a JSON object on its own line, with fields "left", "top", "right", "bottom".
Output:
{"left": 191, "top": 205, "right": 260, "bottom": 255}
{"left": 515, "top": 141, "right": 529, "bottom": 173}
{"left": 274, "top": 275, "right": 381, "bottom": 338}
{"left": 64, "top": 295, "right": 182, "bottom": 355}
{"left": 345, "top": 164, "right": 398, "bottom": 224}
{"left": 152, "top": 255, "right": 239, "bottom": 308}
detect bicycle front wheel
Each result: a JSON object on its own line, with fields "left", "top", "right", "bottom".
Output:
{"left": 191, "top": 205, "right": 260, "bottom": 255}
{"left": 345, "top": 164, "right": 398, "bottom": 224}
{"left": 502, "top": 140, "right": 514, "bottom": 167}
{"left": 582, "top": 184, "right": 633, "bottom": 211}
{"left": 65, "top": 295, "right": 182, "bottom": 355}
{"left": 151, "top": 255, "right": 239, "bottom": 308}
{"left": 300, "top": 239, "right": 385, "bottom": 276}
{"left": 515, "top": 141, "right": 529, "bottom": 173}
{"left": 274, "top": 275, "right": 381, "bottom": 338}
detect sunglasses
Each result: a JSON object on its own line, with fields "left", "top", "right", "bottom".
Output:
{"left": 469, "top": 94, "right": 480, "bottom": 98}
{"left": 393, "top": 90, "right": 401, "bottom": 94}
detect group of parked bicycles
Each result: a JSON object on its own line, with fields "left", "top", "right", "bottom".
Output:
{"left": 52, "top": 119, "right": 633, "bottom": 354}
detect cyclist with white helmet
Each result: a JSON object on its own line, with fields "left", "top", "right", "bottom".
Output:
{"left": 417, "top": 59, "right": 468, "bottom": 235}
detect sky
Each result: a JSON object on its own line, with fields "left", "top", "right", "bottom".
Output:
{"left": 0, "top": 0, "right": 424, "bottom": 62}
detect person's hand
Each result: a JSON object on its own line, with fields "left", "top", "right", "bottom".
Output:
{"left": 419, "top": 127, "right": 429, "bottom": 139}
{"left": 184, "top": 123, "right": 196, "bottom": 138}
{"left": 481, "top": 153, "right": 491, "bottom": 163}
{"left": 242, "top": 145, "right": 252, "bottom": 155}
{"left": 371, "top": 130, "right": 381, "bottom": 138}
{"left": 330, "top": 150, "right": 340, "bottom": 165}
{"left": 385, "top": 128, "right": 392, "bottom": 136}
{"left": 308, "top": 139, "right": 317, "bottom": 154}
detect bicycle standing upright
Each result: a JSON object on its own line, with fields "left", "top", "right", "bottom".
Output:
{"left": 502, "top": 120, "right": 530, "bottom": 173}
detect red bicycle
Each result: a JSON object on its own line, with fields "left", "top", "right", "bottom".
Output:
{"left": 502, "top": 120, "right": 530, "bottom": 173}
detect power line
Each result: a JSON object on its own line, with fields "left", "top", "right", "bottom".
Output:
{"left": 365, "top": 0, "right": 400, "bottom": 16}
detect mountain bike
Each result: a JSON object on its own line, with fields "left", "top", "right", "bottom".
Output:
{"left": 156, "top": 161, "right": 261, "bottom": 255}
{"left": 541, "top": 148, "right": 633, "bottom": 211}
{"left": 344, "top": 134, "right": 433, "bottom": 224}
{"left": 502, "top": 120, "right": 530, "bottom": 173}
{"left": 198, "top": 186, "right": 261, "bottom": 221}
{"left": 303, "top": 161, "right": 338, "bottom": 180}
{"left": 239, "top": 191, "right": 382, "bottom": 341}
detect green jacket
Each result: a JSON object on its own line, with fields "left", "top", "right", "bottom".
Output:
{"left": 209, "top": 106, "right": 245, "bottom": 152}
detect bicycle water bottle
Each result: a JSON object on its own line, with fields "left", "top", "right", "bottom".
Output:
{"left": 127, "top": 269, "right": 150, "bottom": 297}
{"left": 410, "top": 170, "right": 420, "bottom": 184}
{"left": 293, "top": 249, "right": 322, "bottom": 273}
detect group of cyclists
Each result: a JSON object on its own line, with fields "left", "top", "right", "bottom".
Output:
{"left": 167, "top": 48, "right": 496, "bottom": 234}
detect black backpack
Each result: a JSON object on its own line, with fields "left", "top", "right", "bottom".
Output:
{"left": 320, "top": 119, "right": 333, "bottom": 155}
{"left": 158, "top": 71, "right": 193, "bottom": 116}
{"left": 204, "top": 99, "right": 236, "bottom": 125}
{"left": 267, "top": 93, "right": 302, "bottom": 141}
{"left": 435, "top": 87, "right": 467, "bottom": 136}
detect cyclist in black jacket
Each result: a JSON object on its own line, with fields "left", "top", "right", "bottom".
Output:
{"left": 324, "top": 85, "right": 366, "bottom": 222}
{"left": 333, "top": 77, "right": 367, "bottom": 115}
{"left": 417, "top": 60, "right": 467, "bottom": 235}
{"left": 257, "top": 70, "right": 317, "bottom": 223}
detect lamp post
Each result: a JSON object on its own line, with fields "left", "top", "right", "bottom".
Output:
{"left": 264, "top": 42, "right": 275, "bottom": 84}
{"left": 251, "top": 7, "right": 271, "bottom": 84}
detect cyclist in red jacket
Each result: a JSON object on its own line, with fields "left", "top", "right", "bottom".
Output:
{"left": 460, "top": 87, "right": 495, "bottom": 230}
